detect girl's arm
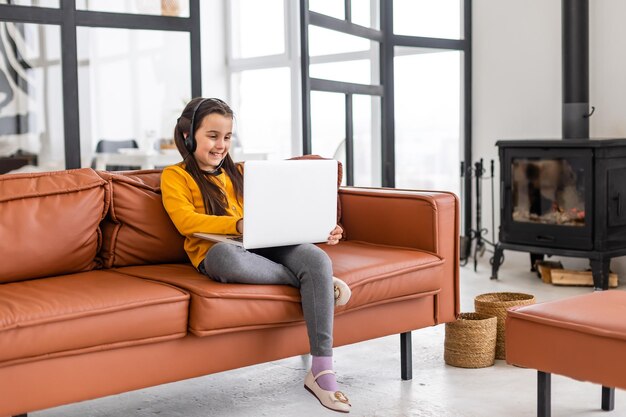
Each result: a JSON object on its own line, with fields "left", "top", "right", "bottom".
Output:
{"left": 161, "top": 167, "right": 241, "bottom": 236}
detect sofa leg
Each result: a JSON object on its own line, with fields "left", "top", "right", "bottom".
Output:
{"left": 602, "top": 386, "right": 615, "bottom": 411}
{"left": 538, "top": 371, "right": 551, "bottom": 417}
{"left": 400, "top": 331, "right": 412, "bottom": 380}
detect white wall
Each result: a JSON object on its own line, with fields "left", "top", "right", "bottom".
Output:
{"left": 473, "top": 0, "right": 626, "bottom": 275}
{"left": 473, "top": 0, "right": 561, "bottom": 150}
{"left": 590, "top": 0, "right": 626, "bottom": 138}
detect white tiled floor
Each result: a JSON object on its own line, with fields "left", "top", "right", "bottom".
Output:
{"left": 32, "top": 251, "right": 626, "bottom": 417}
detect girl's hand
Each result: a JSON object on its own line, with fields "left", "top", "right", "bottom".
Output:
{"left": 236, "top": 218, "right": 244, "bottom": 234}
{"left": 327, "top": 224, "right": 343, "bottom": 245}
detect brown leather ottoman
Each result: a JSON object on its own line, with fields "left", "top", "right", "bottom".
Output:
{"left": 506, "top": 290, "right": 626, "bottom": 417}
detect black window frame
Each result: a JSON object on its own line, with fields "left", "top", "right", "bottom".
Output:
{"left": 300, "top": 0, "right": 472, "bottom": 235}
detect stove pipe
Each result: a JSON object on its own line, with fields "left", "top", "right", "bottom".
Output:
{"left": 562, "top": 0, "right": 589, "bottom": 139}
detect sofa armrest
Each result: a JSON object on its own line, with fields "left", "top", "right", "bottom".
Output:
{"left": 339, "top": 187, "right": 458, "bottom": 253}
{"left": 338, "top": 186, "right": 460, "bottom": 322}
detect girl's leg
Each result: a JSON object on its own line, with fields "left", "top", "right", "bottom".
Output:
{"left": 254, "top": 244, "right": 339, "bottom": 392}
{"left": 203, "top": 243, "right": 334, "bottom": 357}
{"left": 253, "top": 243, "right": 334, "bottom": 357}
{"left": 202, "top": 243, "right": 343, "bottom": 395}
{"left": 202, "top": 243, "right": 300, "bottom": 286}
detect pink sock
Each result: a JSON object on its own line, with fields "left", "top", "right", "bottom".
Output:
{"left": 311, "top": 355, "right": 339, "bottom": 392}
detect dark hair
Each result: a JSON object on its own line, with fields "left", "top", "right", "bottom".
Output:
{"left": 173, "top": 97, "right": 243, "bottom": 215}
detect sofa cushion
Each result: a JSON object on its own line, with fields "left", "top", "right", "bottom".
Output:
{"left": 97, "top": 170, "right": 188, "bottom": 268}
{"left": 0, "top": 168, "right": 108, "bottom": 284}
{"left": 320, "top": 240, "right": 444, "bottom": 309}
{"left": 0, "top": 270, "right": 189, "bottom": 366}
{"left": 116, "top": 241, "right": 443, "bottom": 336}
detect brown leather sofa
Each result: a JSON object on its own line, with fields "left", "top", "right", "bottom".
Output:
{"left": 0, "top": 167, "right": 460, "bottom": 417}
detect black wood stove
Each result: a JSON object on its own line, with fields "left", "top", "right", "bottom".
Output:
{"left": 491, "top": 139, "right": 626, "bottom": 289}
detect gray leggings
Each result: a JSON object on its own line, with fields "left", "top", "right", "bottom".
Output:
{"left": 201, "top": 242, "right": 334, "bottom": 356}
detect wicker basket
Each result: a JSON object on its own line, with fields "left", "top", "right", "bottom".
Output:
{"left": 444, "top": 312, "right": 497, "bottom": 368}
{"left": 474, "top": 292, "right": 535, "bottom": 359}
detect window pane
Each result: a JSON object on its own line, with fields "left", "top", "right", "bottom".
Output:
{"left": 311, "top": 91, "right": 345, "bottom": 183}
{"left": 309, "top": 26, "right": 370, "bottom": 56}
{"left": 394, "top": 48, "right": 461, "bottom": 194}
{"left": 393, "top": 0, "right": 461, "bottom": 39}
{"left": 44, "top": 24, "right": 61, "bottom": 61}
{"left": 0, "top": 0, "right": 58, "bottom": 7}
{"left": 229, "top": 0, "right": 285, "bottom": 59}
{"left": 77, "top": 27, "right": 191, "bottom": 169}
{"left": 230, "top": 67, "right": 291, "bottom": 160}
{"left": 309, "top": 58, "right": 377, "bottom": 85}
{"left": 75, "top": 0, "right": 190, "bottom": 17}
{"left": 0, "top": 22, "right": 64, "bottom": 174}
{"left": 353, "top": 94, "right": 381, "bottom": 187}
{"left": 351, "top": 0, "right": 379, "bottom": 29}
{"left": 309, "top": 0, "right": 344, "bottom": 20}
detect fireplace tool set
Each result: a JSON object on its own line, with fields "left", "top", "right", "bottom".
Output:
{"left": 460, "top": 158, "right": 498, "bottom": 272}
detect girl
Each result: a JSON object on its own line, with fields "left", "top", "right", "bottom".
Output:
{"left": 161, "top": 97, "right": 352, "bottom": 413}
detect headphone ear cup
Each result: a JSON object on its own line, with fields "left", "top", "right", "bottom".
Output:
{"left": 185, "top": 98, "right": 208, "bottom": 154}
{"left": 184, "top": 135, "right": 196, "bottom": 153}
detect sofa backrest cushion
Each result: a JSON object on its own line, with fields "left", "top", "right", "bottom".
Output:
{"left": 98, "top": 170, "right": 188, "bottom": 268}
{"left": 0, "top": 168, "right": 108, "bottom": 283}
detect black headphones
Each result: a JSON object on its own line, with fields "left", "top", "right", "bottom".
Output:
{"left": 184, "top": 98, "right": 210, "bottom": 153}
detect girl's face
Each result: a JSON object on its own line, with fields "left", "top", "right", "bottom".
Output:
{"left": 192, "top": 113, "right": 233, "bottom": 171}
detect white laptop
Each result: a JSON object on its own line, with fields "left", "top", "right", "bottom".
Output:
{"left": 193, "top": 159, "right": 338, "bottom": 249}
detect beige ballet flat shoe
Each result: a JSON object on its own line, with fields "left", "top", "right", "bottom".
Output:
{"left": 304, "top": 370, "right": 351, "bottom": 413}
{"left": 333, "top": 276, "right": 351, "bottom": 306}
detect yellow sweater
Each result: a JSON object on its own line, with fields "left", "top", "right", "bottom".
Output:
{"left": 161, "top": 164, "right": 243, "bottom": 268}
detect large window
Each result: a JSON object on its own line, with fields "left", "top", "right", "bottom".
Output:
{"left": 226, "top": 0, "right": 298, "bottom": 162}
{"left": 302, "top": 0, "right": 383, "bottom": 187}
{"left": 0, "top": 21, "right": 64, "bottom": 173}
{"left": 227, "top": 0, "right": 384, "bottom": 177}
{"left": 77, "top": 27, "right": 191, "bottom": 168}
{"left": 0, "top": 0, "right": 200, "bottom": 173}
{"left": 228, "top": 1, "right": 468, "bottom": 188}
{"left": 300, "top": 0, "right": 468, "bottom": 191}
